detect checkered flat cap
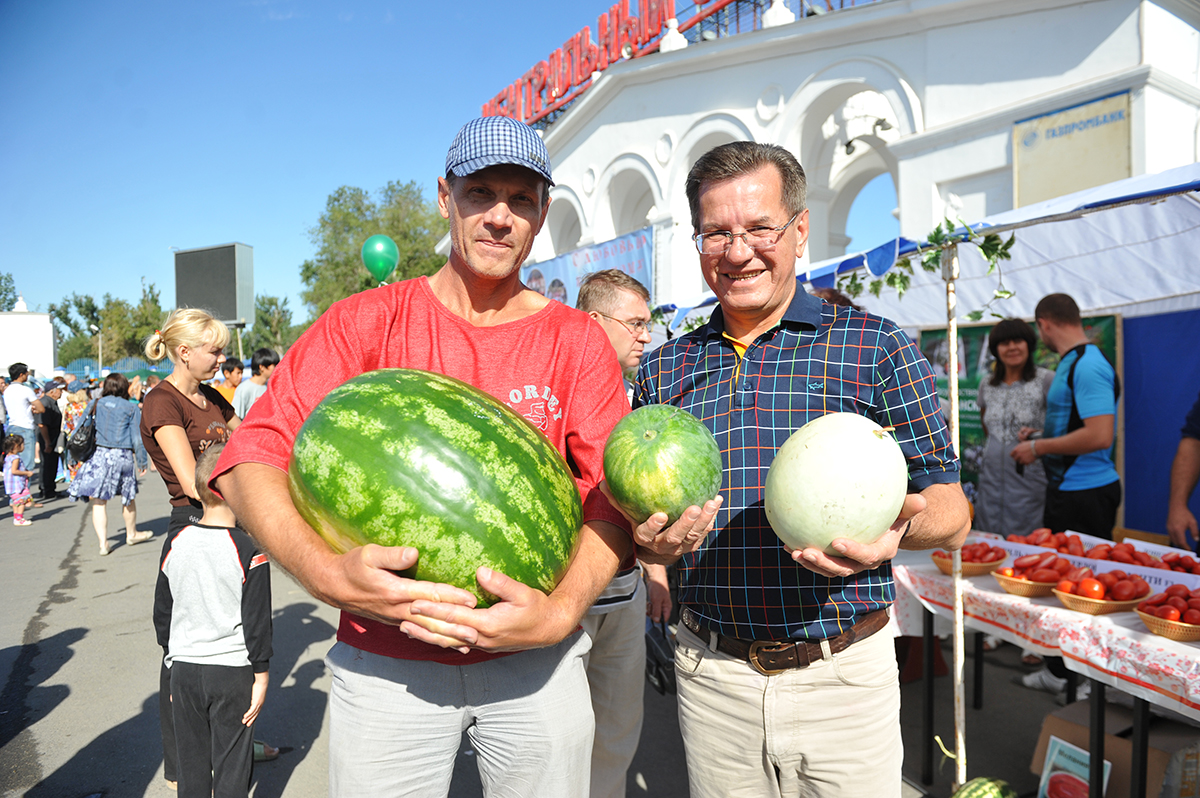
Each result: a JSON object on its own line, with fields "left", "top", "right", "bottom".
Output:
{"left": 445, "top": 116, "right": 554, "bottom": 186}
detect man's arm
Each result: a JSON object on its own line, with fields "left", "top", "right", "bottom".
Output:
{"left": 1011, "top": 414, "right": 1113, "bottom": 464}
{"left": 1167, "top": 436, "right": 1200, "bottom": 550}
{"left": 216, "top": 463, "right": 478, "bottom": 645}
{"left": 408, "top": 518, "right": 632, "bottom": 652}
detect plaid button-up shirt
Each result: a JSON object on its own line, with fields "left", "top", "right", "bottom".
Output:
{"left": 633, "top": 288, "right": 959, "bottom": 642}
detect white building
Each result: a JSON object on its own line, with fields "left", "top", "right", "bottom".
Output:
{"left": 506, "top": 0, "right": 1200, "bottom": 309}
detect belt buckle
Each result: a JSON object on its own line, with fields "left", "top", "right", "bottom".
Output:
{"left": 747, "top": 640, "right": 791, "bottom": 676}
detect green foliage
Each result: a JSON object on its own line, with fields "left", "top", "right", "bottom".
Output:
{"left": 48, "top": 281, "right": 165, "bottom": 364}
{"left": 0, "top": 272, "right": 16, "bottom": 312}
{"left": 299, "top": 181, "right": 447, "bottom": 320}
{"left": 244, "top": 294, "right": 301, "bottom": 355}
{"left": 837, "top": 218, "right": 1016, "bottom": 317}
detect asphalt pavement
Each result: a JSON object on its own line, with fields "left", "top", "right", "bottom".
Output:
{"left": 0, "top": 467, "right": 1080, "bottom": 798}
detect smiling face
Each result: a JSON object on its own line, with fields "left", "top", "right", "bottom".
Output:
{"left": 438, "top": 164, "right": 550, "bottom": 283}
{"left": 695, "top": 165, "right": 808, "bottom": 340}
{"left": 996, "top": 337, "right": 1030, "bottom": 373}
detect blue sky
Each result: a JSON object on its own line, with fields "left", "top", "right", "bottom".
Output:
{"left": 1, "top": 0, "right": 896, "bottom": 323}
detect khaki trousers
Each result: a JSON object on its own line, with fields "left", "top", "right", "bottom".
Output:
{"left": 674, "top": 617, "right": 902, "bottom": 798}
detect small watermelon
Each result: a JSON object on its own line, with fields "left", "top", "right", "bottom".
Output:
{"left": 952, "top": 777, "right": 1019, "bottom": 798}
{"left": 287, "top": 368, "right": 583, "bottom": 607}
{"left": 602, "top": 404, "right": 723, "bottom": 525}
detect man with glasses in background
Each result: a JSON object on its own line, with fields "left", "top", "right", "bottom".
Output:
{"left": 576, "top": 269, "right": 671, "bottom": 798}
{"left": 624, "top": 141, "right": 971, "bottom": 797}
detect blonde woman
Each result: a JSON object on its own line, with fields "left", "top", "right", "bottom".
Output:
{"left": 140, "top": 309, "right": 277, "bottom": 787}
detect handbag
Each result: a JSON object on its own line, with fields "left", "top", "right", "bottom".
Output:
{"left": 67, "top": 402, "right": 98, "bottom": 462}
{"left": 645, "top": 619, "right": 677, "bottom": 695}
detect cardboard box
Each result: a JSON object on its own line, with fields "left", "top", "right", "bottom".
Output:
{"left": 1032, "top": 701, "right": 1200, "bottom": 798}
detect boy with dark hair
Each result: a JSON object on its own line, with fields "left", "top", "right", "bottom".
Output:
{"left": 215, "top": 360, "right": 243, "bottom": 404}
{"left": 232, "top": 348, "right": 279, "bottom": 420}
{"left": 154, "top": 443, "right": 272, "bottom": 798}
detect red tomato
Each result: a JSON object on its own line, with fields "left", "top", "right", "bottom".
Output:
{"left": 1097, "top": 572, "right": 1120, "bottom": 589}
{"left": 1183, "top": 609, "right": 1200, "bottom": 626}
{"left": 983, "top": 548, "right": 1007, "bottom": 562}
{"left": 1165, "top": 585, "right": 1190, "bottom": 599}
{"left": 1030, "top": 568, "right": 1062, "bottom": 584}
{"left": 932, "top": 550, "right": 950, "bottom": 559}
{"left": 1144, "top": 592, "right": 1170, "bottom": 607}
{"left": 1108, "top": 570, "right": 1128, "bottom": 580}
{"left": 1084, "top": 545, "right": 1112, "bottom": 559}
{"left": 1014, "top": 554, "right": 1045, "bottom": 570}
{"left": 1167, "top": 596, "right": 1189, "bottom": 612}
{"left": 1137, "top": 600, "right": 1153, "bottom": 613}
{"left": 1132, "top": 551, "right": 1156, "bottom": 567}
{"left": 1162, "top": 552, "right": 1181, "bottom": 563}
{"left": 1109, "top": 580, "right": 1137, "bottom": 601}
{"left": 1029, "top": 528, "right": 1052, "bottom": 544}
{"left": 1189, "top": 589, "right": 1200, "bottom": 600}
{"left": 1006, "top": 534, "right": 1026, "bottom": 543}
{"left": 1076, "top": 578, "right": 1106, "bottom": 600}
{"left": 1053, "top": 558, "right": 1073, "bottom": 575}
{"left": 997, "top": 567, "right": 1014, "bottom": 577}
{"left": 1066, "top": 537, "right": 1085, "bottom": 556}
{"left": 1180, "top": 556, "right": 1198, "bottom": 570}
{"left": 1065, "top": 567, "right": 1094, "bottom": 583}
{"left": 1156, "top": 606, "right": 1182, "bottom": 622}
{"left": 1187, "top": 599, "right": 1200, "bottom": 611}
{"left": 1110, "top": 550, "right": 1135, "bottom": 564}
{"left": 1057, "top": 580, "right": 1077, "bottom": 595}
{"left": 1130, "top": 579, "right": 1151, "bottom": 598}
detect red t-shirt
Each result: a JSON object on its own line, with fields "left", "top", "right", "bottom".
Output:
{"left": 141, "top": 381, "right": 236, "bottom": 506}
{"left": 213, "top": 277, "right": 631, "bottom": 664}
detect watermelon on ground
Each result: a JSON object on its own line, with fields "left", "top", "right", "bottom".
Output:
{"left": 287, "top": 368, "right": 583, "bottom": 607}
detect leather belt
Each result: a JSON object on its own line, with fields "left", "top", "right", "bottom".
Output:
{"left": 680, "top": 607, "right": 890, "bottom": 676}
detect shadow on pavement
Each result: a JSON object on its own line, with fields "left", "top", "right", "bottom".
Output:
{"left": 249, "top": 602, "right": 337, "bottom": 797}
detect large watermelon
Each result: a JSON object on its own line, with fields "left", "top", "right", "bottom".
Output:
{"left": 602, "top": 404, "right": 723, "bottom": 525}
{"left": 287, "top": 369, "right": 583, "bottom": 607}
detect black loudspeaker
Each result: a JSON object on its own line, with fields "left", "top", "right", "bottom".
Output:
{"left": 174, "top": 243, "right": 254, "bottom": 324}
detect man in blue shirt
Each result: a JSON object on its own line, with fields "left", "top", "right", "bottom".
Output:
{"left": 1011, "top": 293, "right": 1121, "bottom": 538}
{"left": 1167, "top": 390, "right": 1200, "bottom": 553}
{"left": 624, "top": 141, "right": 971, "bottom": 798}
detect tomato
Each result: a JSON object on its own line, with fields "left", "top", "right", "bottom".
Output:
{"left": 1076, "top": 578, "right": 1106, "bottom": 600}
{"left": 1187, "top": 599, "right": 1200, "bottom": 611}
{"left": 1165, "top": 585, "right": 1190, "bottom": 599}
{"left": 1030, "top": 568, "right": 1063, "bottom": 583}
{"left": 983, "top": 548, "right": 1006, "bottom": 562}
{"left": 1065, "top": 566, "right": 1093, "bottom": 583}
{"left": 1137, "top": 600, "right": 1153, "bottom": 613}
{"left": 1144, "top": 592, "right": 1170, "bottom": 607}
{"left": 1014, "top": 554, "right": 1045, "bottom": 570}
{"left": 1109, "top": 580, "right": 1137, "bottom": 601}
{"left": 1067, "top": 537, "right": 1085, "bottom": 556}
{"left": 1167, "top": 596, "right": 1189, "bottom": 612}
{"left": 1130, "top": 579, "right": 1151, "bottom": 598}
{"left": 1190, "top": 589, "right": 1200, "bottom": 600}
{"left": 932, "top": 550, "right": 951, "bottom": 559}
{"left": 1097, "top": 572, "right": 1120, "bottom": 589}
{"left": 1162, "top": 551, "right": 1181, "bottom": 563}
{"left": 1180, "top": 556, "right": 1198, "bottom": 570}
{"left": 1183, "top": 609, "right": 1200, "bottom": 626}
{"left": 1084, "top": 544, "right": 1111, "bottom": 559}
{"left": 1029, "top": 528, "right": 1052, "bottom": 544}
{"left": 1108, "top": 570, "right": 1128, "bottom": 580}
{"left": 1156, "top": 606, "right": 1182, "bottom": 622}
{"left": 1053, "top": 558, "right": 1073, "bottom": 575}
{"left": 1057, "top": 580, "right": 1077, "bottom": 594}
{"left": 1110, "top": 550, "right": 1135, "bottom": 564}
{"left": 1132, "top": 551, "right": 1156, "bottom": 567}
{"left": 997, "top": 567, "right": 1014, "bottom": 577}
{"left": 1006, "top": 534, "right": 1026, "bottom": 543}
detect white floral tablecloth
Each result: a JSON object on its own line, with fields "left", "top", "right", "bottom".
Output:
{"left": 892, "top": 562, "right": 1200, "bottom": 723}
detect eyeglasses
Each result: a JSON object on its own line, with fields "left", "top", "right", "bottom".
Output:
{"left": 595, "top": 312, "right": 651, "bottom": 337}
{"left": 692, "top": 211, "right": 800, "bottom": 255}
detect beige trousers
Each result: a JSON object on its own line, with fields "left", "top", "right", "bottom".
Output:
{"left": 674, "top": 617, "right": 902, "bottom": 798}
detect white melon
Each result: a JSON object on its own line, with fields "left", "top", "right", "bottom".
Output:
{"left": 764, "top": 412, "right": 908, "bottom": 554}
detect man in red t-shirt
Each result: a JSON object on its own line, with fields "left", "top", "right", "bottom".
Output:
{"left": 212, "top": 117, "right": 636, "bottom": 796}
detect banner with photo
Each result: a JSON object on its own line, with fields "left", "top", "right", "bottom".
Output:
{"left": 521, "top": 227, "right": 654, "bottom": 308}
{"left": 917, "top": 315, "right": 1120, "bottom": 506}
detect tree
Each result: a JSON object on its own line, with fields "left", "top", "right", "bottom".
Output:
{"left": 48, "top": 281, "right": 166, "bottom": 365}
{"left": 245, "top": 294, "right": 299, "bottom": 355}
{"left": 299, "top": 180, "right": 447, "bottom": 319}
{"left": 0, "top": 272, "right": 16, "bottom": 312}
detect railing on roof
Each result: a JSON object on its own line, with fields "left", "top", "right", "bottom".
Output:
{"left": 483, "top": 0, "right": 883, "bottom": 131}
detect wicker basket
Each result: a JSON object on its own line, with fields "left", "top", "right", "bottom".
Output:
{"left": 1052, "top": 589, "right": 1143, "bottom": 615}
{"left": 931, "top": 553, "right": 1007, "bottom": 577}
{"left": 1136, "top": 609, "right": 1200, "bottom": 643}
{"left": 992, "top": 571, "right": 1058, "bottom": 597}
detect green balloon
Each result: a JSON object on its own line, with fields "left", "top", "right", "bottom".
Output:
{"left": 361, "top": 234, "right": 400, "bottom": 283}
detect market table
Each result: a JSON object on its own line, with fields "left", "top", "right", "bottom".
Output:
{"left": 892, "top": 558, "right": 1200, "bottom": 797}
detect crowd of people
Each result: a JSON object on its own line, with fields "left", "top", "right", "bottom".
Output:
{"left": 3, "top": 116, "right": 1200, "bottom": 798}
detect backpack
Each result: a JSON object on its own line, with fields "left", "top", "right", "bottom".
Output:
{"left": 67, "top": 402, "right": 98, "bottom": 462}
{"left": 1045, "top": 344, "right": 1120, "bottom": 484}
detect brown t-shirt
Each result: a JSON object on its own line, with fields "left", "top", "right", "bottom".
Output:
{"left": 140, "top": 381, "right": 236, "bottom": 506}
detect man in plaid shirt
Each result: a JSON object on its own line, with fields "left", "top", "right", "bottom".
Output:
{"left": 625, "top": 142, "right": 971, "bottom": 797}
